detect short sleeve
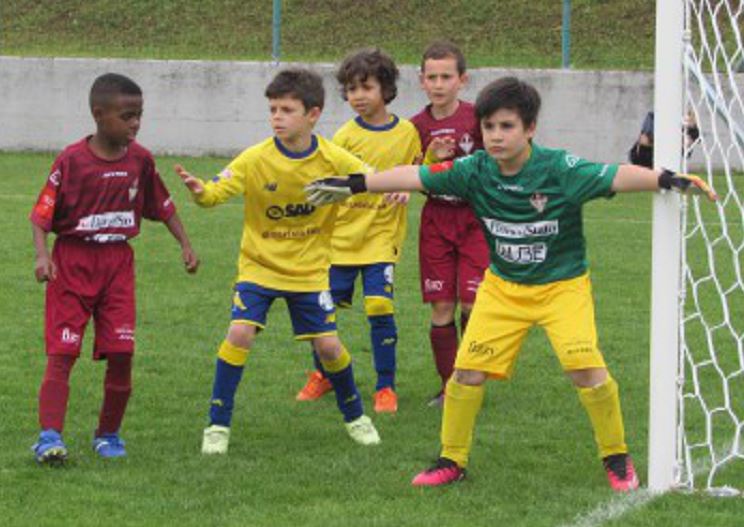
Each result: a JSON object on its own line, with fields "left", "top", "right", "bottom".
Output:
{"left": 418, "top": 155, "right": 476, "bottom": 200}
{"left": 142, "top": 158, "right": 177, "bottom": 221}
{"left": 195, "top": 153, "right": 249, "bottom": 207}
{"left": 29, "top": 160, "right": 64, "bottom": 232}
{"left": 559, "top": 152, "right": 618, "bottom": 205}
{"left": 333, "top": 147, "right": 373, "bottom": 176}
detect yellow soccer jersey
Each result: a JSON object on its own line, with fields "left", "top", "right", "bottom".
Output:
{"left": 194, "top": 135, "right": 370, "bottom": 291}
{"left": 331, "top": 115, "right": 422, "bottom": 265}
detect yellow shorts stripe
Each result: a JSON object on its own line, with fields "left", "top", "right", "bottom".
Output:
{"left": 294, "top": 330, "right": 338, "bottom": 341}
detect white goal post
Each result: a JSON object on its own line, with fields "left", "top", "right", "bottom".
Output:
{"left": 650, "top": 0, "right": 744, "bottom": 495}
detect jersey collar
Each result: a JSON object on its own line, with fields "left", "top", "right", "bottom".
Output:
{"left": 274, "top": 135, "right": 319, "bottom": 159}
{"left": 354, "top": 114, "right": 399, "bottom": 132}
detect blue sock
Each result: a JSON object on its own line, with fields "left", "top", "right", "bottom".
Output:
{"left": 369, "top": 314, "right": 397, "bottom": 390}
{"left": 312, "top": 348, "right": 327, "bottom": 377}
{"left": 208, "top": 358, "right": 244, "bottom": 427}
{"left": 326, "top": 364, "right": 363, "bottom": 423}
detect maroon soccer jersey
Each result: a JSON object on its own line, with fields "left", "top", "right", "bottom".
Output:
{"left": 410, "top": 100, "right": 482, "bottom": 160}
{"left": 30, "top": 137, "right": 176, "bottom": 242}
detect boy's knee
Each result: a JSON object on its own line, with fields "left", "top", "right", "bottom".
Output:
{"left": 454, "top": 369, "right": 487, "bottom": 386}
{"left": 431, "top": 301, "right": 456, "bottom": 325}
{"left": 226, "top": 324, "right": 256, "bottom": 349}
{"left": 568, "top": 367, "right": 608, "bottom": 388}
{"left": 314, "top": 336, "right": 342, "bottom": 361}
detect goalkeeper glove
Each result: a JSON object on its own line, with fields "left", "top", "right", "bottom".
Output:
{"left": 305, "top": 174, "right": 367, "bottom": 206}
{"left": 658, "top": 169, "right": 718, "bottom": 201}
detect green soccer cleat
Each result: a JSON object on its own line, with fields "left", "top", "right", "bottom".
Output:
{"left": 201, "top": 424, "right": 230, "bottom": 454}
{"left": 344, "top": 415, "right": 381, "bottom": 446}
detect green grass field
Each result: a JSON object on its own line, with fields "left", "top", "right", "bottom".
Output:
{"left": 2, "top": 152, "right": 743, "bottom": 526}
{"left": 1, "top": 0, "right": 655, "bottom": 69}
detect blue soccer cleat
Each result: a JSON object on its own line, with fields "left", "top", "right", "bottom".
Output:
{"left": 32, "top": 429, "right": 68, "bottom": 466}
{"left": 93, "top": 433, "right": 127, "bottom": 458}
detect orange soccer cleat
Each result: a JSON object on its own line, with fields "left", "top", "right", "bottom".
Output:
{"left": 296, "top": 370, "right": 333, "bottom": 401}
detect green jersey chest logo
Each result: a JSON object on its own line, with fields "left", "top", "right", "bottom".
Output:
{"left": 530, "top": 192, "right": 548, "bottom": 213}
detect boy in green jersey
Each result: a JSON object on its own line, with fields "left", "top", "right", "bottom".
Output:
{"left": 305, "top": 76, "right": 716, "bottom": 491}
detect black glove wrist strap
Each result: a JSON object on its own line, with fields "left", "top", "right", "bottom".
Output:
{"left": 348, "top": 173, "right": 368, "bottom": 194}
{"left": 658, "top": 169, "right": 676, "bottom": 190}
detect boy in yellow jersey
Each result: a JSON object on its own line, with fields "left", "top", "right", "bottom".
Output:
{"left": 175, "top": 69, "right": 381, "bottom": 453}
{"left": 295, "top": 49, "right": 422, "bottom": 413}
{"left": 306, "top": 77, "right": 717, "bottom": 491}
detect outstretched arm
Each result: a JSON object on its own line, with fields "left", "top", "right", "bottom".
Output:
{"left": 164, "top": 212, "right": 200, "bottom": 273}
{"left": 612, "top": 165, "right": 717, "bottom": 201}
{"left": 306, "top": 165, "right": 423, "bottom": 205}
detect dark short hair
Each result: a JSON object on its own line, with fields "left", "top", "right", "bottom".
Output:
{"left": 421, "top": 40, "right": 466, "bottom": 75}
{"left": 336, "top": 48, "right": 399, "bottom": 104}
{"left": 475, "top": 77, "right": 541, "bottom": 127}
{"left": 89, "top": 73, "right": 142, "bottom": 109}
{"left": 265, "top": 68, "right": 325, "bottom": 111}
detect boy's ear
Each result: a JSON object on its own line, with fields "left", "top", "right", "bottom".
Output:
{"left": 525, "top": 121, "right": 537, "bottom": 139}
{"left": 91, "top": 105, "right": 105, "bottom": 123}
{"left": 307, "top": 106, "right": 322, "bottom": 123}
{"left": 460, "top": 72, "right": 469, "bottom": 86}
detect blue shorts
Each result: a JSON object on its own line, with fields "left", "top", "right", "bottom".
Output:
{"left": 330, "top": 263, "right": 395, "bottom": 308}
{"left": 231, "top": 281, "right": 337, "bottom": 340}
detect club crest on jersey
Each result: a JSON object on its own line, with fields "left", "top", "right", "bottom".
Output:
{"left": 264, "top": 182, "right": 278, "bottom": 192}
{"left": 129, "top": 178, "right": 139, "bottom": 202}
{"left": 459, "top": 133, "right": 474, "bottom": 154}
{"left": 530, "top": 192, "right": 548, "bottom": 213}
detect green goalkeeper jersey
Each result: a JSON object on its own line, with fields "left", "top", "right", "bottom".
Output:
{"left": 419, "top": 143, "right": 618, "bottom": 284}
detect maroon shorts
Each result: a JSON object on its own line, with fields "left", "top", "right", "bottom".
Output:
{"left": 419, "top": 198, "right": 490, "bottom": 304}
{"left": 45, "top": 237, "right": 135, "bottom": 359}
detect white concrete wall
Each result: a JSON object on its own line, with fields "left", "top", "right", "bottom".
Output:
{"left": 1, "top": 56, "right": 653, "bottom": 162}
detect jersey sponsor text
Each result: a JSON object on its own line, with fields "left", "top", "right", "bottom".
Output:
{"left": 484, "top": 219, "right": 559, "bottom": 239}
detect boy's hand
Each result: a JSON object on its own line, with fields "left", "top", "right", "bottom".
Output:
{"left": 34, "top": 254, "right": 57, "bottom": 282}
{"left": 182, "top": 245, "right": 200, "bottom": 274}
{"left": 384, "top": 192, "right": 410, "bottom": 205}
{"left": 658, "top": 170, "right": 718, "bottom": 201}
{"left": 305, "top": 174, "right": 367, "bottom": 206}
{"left": 175, "top": 164, "right": 205, "bottom": 195}
{"left": 427, "top": 136, "right": 456, "bottom": 162}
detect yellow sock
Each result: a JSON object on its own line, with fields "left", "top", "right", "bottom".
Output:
{"left": 319, "top": 346, "right": 351, "bottom": 373}
{"left": 577, "top": 375, "right": 628, "bottom": 458}
{"left": 217, "top": 340, "right": 249, "bottom": 366}
{"left": 440, "top": 378, "right": 485, "bottom": 468}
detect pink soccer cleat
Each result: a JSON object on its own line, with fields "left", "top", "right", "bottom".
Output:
{"left": 603, "top": 453, "right": 640, "bottom": 492}
{"left": 411, "top": 457, "right": 466, "bottom": 487}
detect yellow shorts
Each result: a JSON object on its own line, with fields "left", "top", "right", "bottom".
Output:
{"left": 455, "top": 269, "right": 606, "bottom": 379}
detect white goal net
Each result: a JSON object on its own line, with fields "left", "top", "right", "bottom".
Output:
{"left": 677, "top": 0, "right": 744, "bottom": 494}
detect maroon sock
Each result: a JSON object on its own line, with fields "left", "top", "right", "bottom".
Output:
{"left": 96, "top": 354, "right": 132, "bottom": 436}
{"left": 39, "top": 354, "right": 77, "bottom": 432}
{"left": 460, "top": 311, "right": 471, "bottom": 337}
{"left": 430, "top": 322, "right": 458, "bottom": 388}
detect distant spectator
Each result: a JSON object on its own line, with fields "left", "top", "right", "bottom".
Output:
{"left": 629, "top": 111, "right": 700, "bottom": 168}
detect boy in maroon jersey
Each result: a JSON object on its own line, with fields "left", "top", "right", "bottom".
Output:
{"left": 411, "top": 41, "right": 490, "bottom": 405}
{"left": 29, "top": 73, "right": 199, "bottom": 465}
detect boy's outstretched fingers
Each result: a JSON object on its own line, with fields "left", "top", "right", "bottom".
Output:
{"left": 658, "top": 170, "right": 718, "bottom": 202}
{"left": 174, "top": 164, "right": 205, "bottom": 194}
